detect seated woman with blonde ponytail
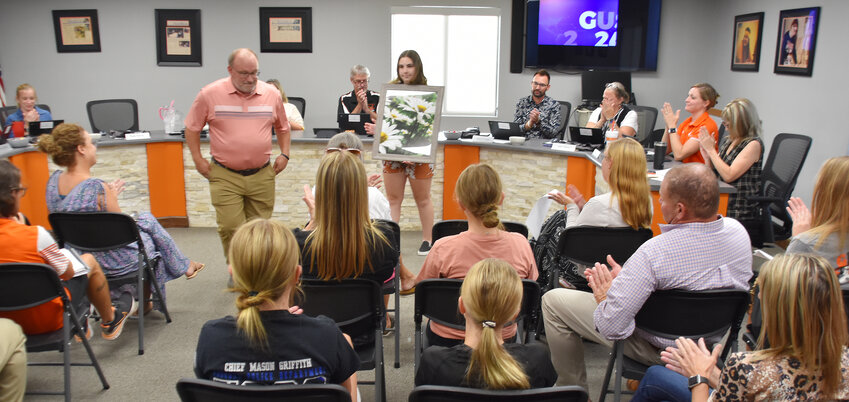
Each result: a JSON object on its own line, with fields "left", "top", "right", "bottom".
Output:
{"left": 414, "top": 163, "right": 538, "bottom": 347}
{"left": 415, "top": 258, "right": 556, "bottom": 389}
{"left": 194, "top": 219, "right": 360, "bottom": 401}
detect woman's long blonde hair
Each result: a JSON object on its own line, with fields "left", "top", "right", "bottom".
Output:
{"left": 721, "top": 98, "right": 762, "bottom": 142}
{"left": 306, "top": 151, "right": 388, "bottom": 280}
{"left": 455, "top": 163, "right": 504, "bottom": 230}
{"left": 755, "top": 253, "right": 848, "bottom": 397}
{"left": 462, "top": 258, "right": 530, "bottom": 390}
{"left": 229, "top": 219, "right": 301, "bottom": 349}
{"left": 807, "top": 157, "right": 849, "bottom": 252}
{"left": 607, "top": 138, "right": 652, "bottom": 229}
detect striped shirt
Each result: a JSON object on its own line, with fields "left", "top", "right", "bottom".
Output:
{"left": 593, "top": 216, "right": 753, "bottom": 349}
{"left": 185, "top": 78, "right": 289, "bottom": 170}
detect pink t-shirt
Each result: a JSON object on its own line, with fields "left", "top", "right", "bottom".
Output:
{"left": 415, "top": 230, "right": 539, "bottom": 340}
{"left": 184, "top": 78, "right": 289, "bottom": 170}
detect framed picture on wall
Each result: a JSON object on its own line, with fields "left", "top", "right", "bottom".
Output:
{"left": 52, "top": 9, "right": 101, "bottom": 53}
{"left": 155, "top": 9, "right": 202, "bottom": 66}
{"left": 774, "top": 7, "right": 820, "bottom": 76}
{"left": 259, "top": 7, "right": 312, "bottom": 53}
{"left": 731, "top": 12, "right": 763, "bottom": 72}
{"left": 372, "top": 84, "right": 444, "bottom": 164}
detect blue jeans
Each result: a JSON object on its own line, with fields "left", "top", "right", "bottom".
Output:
{"left": 630, "top": 365, "right": 692, "bottom": 402}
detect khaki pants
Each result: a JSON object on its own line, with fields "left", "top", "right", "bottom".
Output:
{"left": 0, "top": 318, "right": 26, "bottom": 402}
{"left": 541, "top": 288, "right": 662, "bottom": 390}
{"left": 209, "top": 162, "right": 276, "bottom": 258}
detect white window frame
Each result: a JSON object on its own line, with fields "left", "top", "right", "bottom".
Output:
{"left": 391, "top": 6, "right": 501, "bottom": 117}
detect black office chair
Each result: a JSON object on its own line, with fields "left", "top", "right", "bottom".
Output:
{"left": 300, "top": 279, "right": 386, "bottom": 402}
{"left": 409, "top": 385, "right": 588, "bottom": 402}
{"left": 86, "top": 99, "right": 139, "bottom": 133}
{"left": 432, "top": 220, "right": 529, "bottom": 244}
{"left": 376, "top": 219, "right": 402, "bottom": 369}
{"left": 0, "top": 263, "right": 110, "bottom": 401}
{"left": 630, "top": 105, "right": 657, "bottom": 144}
{"left": 288, "top": 97, "right": 306, "bottom": 118}
{"left": 0, "top": 106, "right": 16, "bottom": 130}
{"left": 598, "top": 289, "right": 750, "bottom": 402}
{"left": 413, "top": 279, "right": 541, "bottom": 370}
{"left": 176, "top": 379, "right": 350, "bottom": 402}
{"left": 553, "top": 226, "right": 653, "bottom": 292}
{"left": 555, "top": 100, "right": 572, "bottom": 140}
{"left": 48, "top": 212, "right": 173, "bottom": 355}
{"left": 748, "top": 133, "right": 812, "bottom": 247}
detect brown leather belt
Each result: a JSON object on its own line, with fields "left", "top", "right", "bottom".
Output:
{"left": 213, "top": 158, "right": 269, "bottom": 176}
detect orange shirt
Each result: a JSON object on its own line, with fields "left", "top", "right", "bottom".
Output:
{"left": 0, "top": 219, "right": 68, "bottom": 335}
{"left": 184, "top": 78, "right": 289, "bottom": 170}
{"left": 676, "top": 112, "right": 718, "bottom": 164}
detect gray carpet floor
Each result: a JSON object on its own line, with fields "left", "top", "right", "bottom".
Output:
{"left": 23, "top": 227, "right": 773, "bottom": 401}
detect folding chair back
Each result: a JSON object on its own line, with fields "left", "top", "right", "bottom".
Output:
{"left": 599, "top": 289, "right": 750, "bottom": 402}
{"left": 409, "top": 384, "right": 588, "bottom": 402}
{"left": 0, "top": 263, "right": 109, "bottom": 401}
{"left": 48, "top": 211, "right": 172, "bottom": 355}
{"left": 558, "top": 226, "right": 653, "bottom": 267}
{"left": 176, "top": 378, "right": 350, "bottom": 402}
{"left": 300, "top": 279, "right": 386, "bottom": 402}
{"left": 433, "top": 220, "right": 530, "bottom": 243}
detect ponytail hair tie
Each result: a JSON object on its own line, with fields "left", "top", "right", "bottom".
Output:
{"left": 248, "top": 291, "right": 259, "bottom": 297}
{"left": 482, "top": 320, "right": 496, "bottom": 329}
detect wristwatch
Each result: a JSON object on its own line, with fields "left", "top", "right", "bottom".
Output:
{"left": 688, "top": 374, "right": 710, "bottom": 389}
{"left": 668, "top": 127, "right": 677, "bottom": 134}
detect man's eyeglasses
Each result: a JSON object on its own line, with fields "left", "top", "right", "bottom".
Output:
{"left": 326, "top": 147, "right": 362, "bottom": 155}
{"left": 10, "top": 186, "right": 27, "bottom": 197}
{"left": 353, "top": 79, "right": 369, "bottom": 85}
{"left": 235, "top": 70, "right": 260, "bottom": 78}
{"left": 532, "top": 81, "right": 549, "bottom": 88}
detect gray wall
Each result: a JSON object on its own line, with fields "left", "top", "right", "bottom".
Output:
{"left": 1, "top": 0, "right": 845, "bottom": 202}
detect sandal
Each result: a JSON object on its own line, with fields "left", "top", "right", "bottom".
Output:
{"left": 400, "top": 286, "right": 416, "bottom": 296}
{"left": 383, "top": 314, "right": 395, "bottom": 336}
{"left": 186, "top": 262, "right": 206, "bottom": 280}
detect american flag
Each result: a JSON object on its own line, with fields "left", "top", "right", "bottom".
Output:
{"left": 0, "top": 65, "right": 7, "bottom": 107}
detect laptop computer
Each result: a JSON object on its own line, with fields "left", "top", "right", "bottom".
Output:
{"left": 28, "top": 120, "right": 64, "bottom": 137}
{"left": 338, "top": 113, "right": 372, "bottom": 135}
{"left": 568, "top": 126, "right": 605, "bottom": 147}
{"left": 487, "top": 121, "right": 524, "bottom": 140}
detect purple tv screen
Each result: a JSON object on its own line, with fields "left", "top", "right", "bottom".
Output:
{"left": 538, "top": 0, "right": 619, "bottom": 47}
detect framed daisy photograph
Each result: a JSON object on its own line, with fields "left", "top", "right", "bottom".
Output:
{"left": 372, "top": 84, "right": 444, "bottom": 164}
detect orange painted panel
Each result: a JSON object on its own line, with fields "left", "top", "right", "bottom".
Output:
{"left": 442, "top": 145, "right": 480, "bottom": 220}
{"left": 9, "top": 152, "right": 50, "bottom": 228}
{"left": 566, "top": 156, "right": 596, "bottom": 199}
{"left": 146, "top": 142, "right": 187, "bottom": 218}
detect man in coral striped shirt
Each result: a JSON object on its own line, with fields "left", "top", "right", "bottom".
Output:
{"left": 185, "top": 48, "right": 291, "bottom": 258}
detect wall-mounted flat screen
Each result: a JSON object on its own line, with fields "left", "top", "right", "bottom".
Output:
{"left": 526, "top": 0, "right": 661, "bottom": 71}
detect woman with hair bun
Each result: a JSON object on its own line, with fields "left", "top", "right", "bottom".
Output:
{"left": 415, "top": 258, "right": 556, "bottom": 389}
{"left": 414, "top": 163, "right": 538, "bottom": 347}
{"left": 195, "top": 219, "right": 359, "bottom": 400}
{"left": 660, "top": 83, "right": 720, "bottom": 164}
{"left": 37, "top": 123, "right": 204, "bottom": 314}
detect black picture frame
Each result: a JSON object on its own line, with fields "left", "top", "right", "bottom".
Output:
{"left": 259, "top": 7, "right": 312, "bottom": 53}
{"left": 774, "top": 7, "right": 820, "bottom": 76}
{"left": 52, "top": 9, "right": 101, "bottom": 53}
{"left": 155, "top": 9, "right": 202, "bottom": 67}
{"left": 730, "top": 12, "right": 764, "bottom": 72}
